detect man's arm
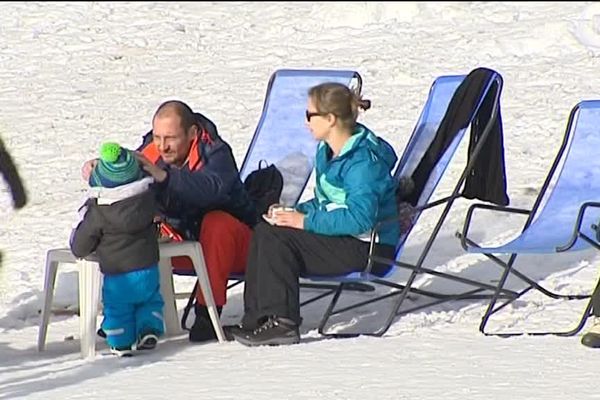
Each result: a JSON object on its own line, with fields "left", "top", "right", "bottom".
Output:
{"left": 166, "top": 141, "right": 239, "bottom": 208}
{"left": 137, "top": 140, "right": 239, "bottom": 210}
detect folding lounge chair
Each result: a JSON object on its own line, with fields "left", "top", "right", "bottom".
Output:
{"left": 235, "top": 69, "right": 374, "bottom": 305}
{"left": 457, "top": 100, "right": 600, "bottom": 337}
{"left": 305, "top": 68, "right": 516, "bottom": 337}
{"left": 174, "top": 69, "right": 367, "bottom": 328}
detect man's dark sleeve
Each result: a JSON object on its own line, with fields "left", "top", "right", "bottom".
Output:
{"left": 162, "top": 141, "right": 239, "bottom": 209}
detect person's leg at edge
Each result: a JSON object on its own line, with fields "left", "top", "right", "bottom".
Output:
{"left": 581, "top": 281, "right": 600, "bottom": 348}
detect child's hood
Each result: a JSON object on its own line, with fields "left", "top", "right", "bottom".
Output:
{"left": 87, "top": 177, "right": 157, "bottom": 231}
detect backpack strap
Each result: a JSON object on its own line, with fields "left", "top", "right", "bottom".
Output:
{"left": 258, "top": 159, "right": 269, "bottom": 170}
{"left": 181, "top": 281, "right": 199, "bottom": 331}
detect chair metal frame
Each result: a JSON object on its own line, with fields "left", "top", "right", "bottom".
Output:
{"left": 307, "top": 71, "right": 520, "bottom": 338}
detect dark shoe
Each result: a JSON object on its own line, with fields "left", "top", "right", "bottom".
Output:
{"left": 136, "top": 331, "right": 159, "bottom": 350}
{"left": 581, "top": 319, "right": 600, "bottom": 348}
{"left": 232, "top": 316, "right": 300, "bottom": 347}
{"left": 222, "top": 323, "right": 252, "bottom": 342}
{"left": 189, "top": 305, "right": 222, "bottom": 343}
{"left": 97, "top": 328, "right": 107, "bottom": 339}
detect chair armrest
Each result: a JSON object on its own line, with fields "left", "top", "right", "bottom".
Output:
{"left": 457, "top": 203, "right": 531, "bottom": 251}
{"left": 362, "top": 213, "right": 410, "bottom": 275}
{"left": 556, "top": 201, "right": 600, "bottom": 252}
{"left": 362, "top": 198, "right": 466, "bottom": 274}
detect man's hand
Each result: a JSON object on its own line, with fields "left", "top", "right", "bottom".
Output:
{"left": 273, "top": 210, "right": 305, "bottom": 230}
{"left": 81, "top": 159, "right": 98, "bottom": 181}
{"left": 134, "top": 152, "right": 168, "bottom": 183}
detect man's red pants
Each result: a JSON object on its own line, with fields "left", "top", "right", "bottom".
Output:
{"left": 170, "top": 211, "right": 252, "bottom": 306}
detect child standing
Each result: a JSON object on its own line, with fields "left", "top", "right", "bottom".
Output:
{"left": 70, "top": 142, "right": 164, "bottom": 356}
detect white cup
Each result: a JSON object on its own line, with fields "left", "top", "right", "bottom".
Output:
{"left": 271, "top": 206, "right": 294, "bottom": 216}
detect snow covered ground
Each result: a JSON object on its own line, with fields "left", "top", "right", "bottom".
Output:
{"left": 2, "top": 2, "right": 600, "bottom": 399}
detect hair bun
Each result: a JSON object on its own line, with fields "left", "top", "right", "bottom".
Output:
{"left": 358, "top": 98, "right": 371, "bottom": 111}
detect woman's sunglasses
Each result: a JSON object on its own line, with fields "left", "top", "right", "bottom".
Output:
{"left": 305, "top": 110, "right": 328, "bottom": 122}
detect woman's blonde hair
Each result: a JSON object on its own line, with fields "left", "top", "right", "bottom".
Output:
{"left": 308, "top": 82, "right": 371, "bottom": 129}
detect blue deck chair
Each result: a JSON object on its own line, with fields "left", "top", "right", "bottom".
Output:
{"left": 457, "top": 101, "right": 600, "bottom": 337}
{"left": 230, "top": 69, "right": 369, "bottom": 301}
{"left": 304, "top": 68, "right": 517, "bottom": 338}
{"left": 174, "top": 69, "right": 364, "bottom": 329}
{"left": 238, "top": 69, "right": 362, "bottom": 207}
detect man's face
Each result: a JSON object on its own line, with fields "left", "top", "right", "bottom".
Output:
{"left": 152, "top": 114, "right": 196, "bottom": 166}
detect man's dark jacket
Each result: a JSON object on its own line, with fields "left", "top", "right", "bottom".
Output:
{"left": 139, "top": 113, "right": 256, "bottom": 240}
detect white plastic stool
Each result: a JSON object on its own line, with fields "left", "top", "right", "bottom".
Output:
{"left": 38, "top": 241, "right": 224, "bottom": 358}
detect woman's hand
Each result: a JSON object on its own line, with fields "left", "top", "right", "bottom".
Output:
{"left": 266, "top": 203, "right": 282, "bottom": 218}
{"left": 273, "top": 210, "right": 305, "bottom": 230}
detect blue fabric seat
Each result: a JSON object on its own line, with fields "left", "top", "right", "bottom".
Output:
{"left": 239, "top": 69, "right": 363, "bottom": 205}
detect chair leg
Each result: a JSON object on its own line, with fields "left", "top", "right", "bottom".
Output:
{"left": 479, "top": 254, "right": 598, "bottom": 337}
{"left": 38, "top": 248, "right": 78, "bottom": 352}
{"left": 78, "top": 260, "right": 101, "bottom": 359}
{"left": 317, "top": 284, "right": 345, "bottom": 335}
{"left": 158, "top": 258, "right": 181, "bottom": 337}
{"left": 38, "top": 257, "right": 59, "bottom": 352}
{"left": 190, "top": 244, "right": 225, "bottom": 343}
{"left": 159, "top": 241, "right": 225, "bottom": 343}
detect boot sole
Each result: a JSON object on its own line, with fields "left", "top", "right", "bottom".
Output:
{"left": 232, "top": 332, "right": 300, "bottom": 347}
{"left": 223, "top": 325, "right": 248, "bottom": 342}
{"left": 110, "top": 348, "right": 134, "bottom": 357}
{"left": 137, "top": 333, "right": 159, "bottom": 350}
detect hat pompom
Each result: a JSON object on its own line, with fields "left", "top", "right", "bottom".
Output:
{"left": 100, "top": 142, "right": 121, "bottom": 163}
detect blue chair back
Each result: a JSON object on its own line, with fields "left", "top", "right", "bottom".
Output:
{"left": 394, "top": 75, "right": 467, "bottom": 248}
{"left": 240, "top": 69, "right": 362, "bottom": 206}
{"left": 468, "top": 101, "right": 600, "bottom": 253}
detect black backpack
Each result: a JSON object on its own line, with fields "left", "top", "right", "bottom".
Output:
{"left": 243, "top": 160, "right": 284, "bottom": 220}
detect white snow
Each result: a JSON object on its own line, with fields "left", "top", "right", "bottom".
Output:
{"left": 2, "top": 2, "right": 600, "bottom": 399}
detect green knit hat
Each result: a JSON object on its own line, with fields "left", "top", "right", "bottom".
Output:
{"left": 89, "top": 142, "right": 143, "bottom": 188}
